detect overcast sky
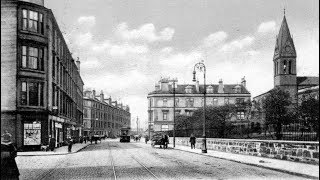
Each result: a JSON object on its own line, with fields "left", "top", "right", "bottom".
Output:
{"left": 45, "top": 0, "right": 319, "bottom": 129}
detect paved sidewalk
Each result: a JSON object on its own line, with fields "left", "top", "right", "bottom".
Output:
{"left": 169, "top": 144, "right": 319, "bottom": 179}
{"left": 17, "top": 143, "right": 90, "bottom": 156}
{"left": 139, "top": 138, "right": 319, "bottom": 179}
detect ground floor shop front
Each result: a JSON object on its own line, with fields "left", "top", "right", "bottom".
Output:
{"left": 1, "top": 111, "right": 82, "bottom": 151}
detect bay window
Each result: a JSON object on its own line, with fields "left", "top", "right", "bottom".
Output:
{"left": 20, "top": 81, "right": 44, "bottom": 106}
{"left": 22, "top": 9, "right": 44, "bottom": 34}
{"left": 21, "top": 46, "right": 44, "bottom": 71}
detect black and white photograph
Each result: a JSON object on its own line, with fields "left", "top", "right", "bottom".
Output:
{"left": 1, "top": 0, "right": 319, "bottom": 179}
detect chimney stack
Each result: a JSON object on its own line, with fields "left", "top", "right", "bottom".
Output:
{"left": 241, "top": 76, "right": 246, "bottom": 87}
{"left": 105, "top": 96, "right": 112, "bottom": 105}
{"left": 100, "top": 90, "right": 104, "bottom": 102}
{"left": 92, "top": 89, "right": 96, "bottom": 97}
{"left": 155, "top": 83, "right": 160, "bottom": 91}
{"left": 112, "top": 101, "right": 118, "bottom": 107}
{"left": 218, "top": 79, "right": 224, "bottom": 93}
{"left": 159, "top": 78, "right": 169, "bottom": 91}
{"left": 76, "top": 57, "right": 80, "bottom": 72}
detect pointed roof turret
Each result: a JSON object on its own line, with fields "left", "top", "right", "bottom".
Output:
{"left": 273, "top": 12, "right": 296, "bottom": 59}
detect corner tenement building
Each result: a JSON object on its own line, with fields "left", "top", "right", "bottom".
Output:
{"left": 1, "top": 0, "right": 84, "bottom": 151}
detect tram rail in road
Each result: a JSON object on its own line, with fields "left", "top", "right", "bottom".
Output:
{"left": 108, "top": 141, "right": 160, "bottom": 180}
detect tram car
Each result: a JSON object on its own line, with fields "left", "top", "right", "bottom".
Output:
{"left": 120, "top": 127, "right": 131, "bottom": 142}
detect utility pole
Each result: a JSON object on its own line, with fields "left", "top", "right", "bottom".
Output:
{"left": 136, "top": 116, "right": 139, "bottom": 135}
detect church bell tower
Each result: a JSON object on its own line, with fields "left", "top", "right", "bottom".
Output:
{"left": 273, "top": 11, "right": 297, "bottom": 103}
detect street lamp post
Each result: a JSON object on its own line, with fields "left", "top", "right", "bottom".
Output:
{"left": 193, "top": 62, "right": 207, "bottom": 153}
{"left": 148, "top": 98, "right": 151, "bottom": 139}
{"left": 168, "top": 78, "right": 178, "bottom": 148}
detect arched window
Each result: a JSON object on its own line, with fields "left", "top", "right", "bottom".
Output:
{"left": 288, "top": 60, "right": 292, "bottom": 74}
{"left": 283, "top": 60, "right": 287, "bottom": 74}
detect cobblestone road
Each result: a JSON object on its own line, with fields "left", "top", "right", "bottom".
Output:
{"left": 16, "top": 139, "right": 311, "bottom": 180}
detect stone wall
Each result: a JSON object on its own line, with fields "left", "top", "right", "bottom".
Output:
{"left": 170, "top": 137, "right": 319, "bottom": 165}
{"left": 1, "top": 0, "right": 17, "bottom": 111}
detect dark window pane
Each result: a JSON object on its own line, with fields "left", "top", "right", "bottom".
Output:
{"left": 39, "top": 83, "right": 43, "bottom": 106}
{"left": 29, "top": 82, "right": 38, "bottom": 106}
{"left": 39, "top": 48, "right": 43, "bottom": 70}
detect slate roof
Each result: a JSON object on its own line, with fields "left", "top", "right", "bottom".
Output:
{"left": 148, "top": 84, "right": 250, "bottom": 95}
{"left": 297, "top": 76, "right": 319, "bottom": 87}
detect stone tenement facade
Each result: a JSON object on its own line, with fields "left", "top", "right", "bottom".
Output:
{"left": 1, "top": 0, "right": 84, "bottom": 151}
{"left": 173, "top": 137, "right": 319, "bottom": 165}
{"left": 83, "top": 90, "right": 131, "bottom": 137}
{"left": 147, "top": 77, "right": 251, "bottom": 132}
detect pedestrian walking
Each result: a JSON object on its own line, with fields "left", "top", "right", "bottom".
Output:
{"left": 49, "top": 137, "right": 56, "bottom": 151}
{"left": 90, "top": 135, "right": 93, "bottom": 144}
{"left": 164, "top": 134, "right": 169, "bottom": 149}
{"left": 67, "top": 138, "right": 73, "bottom": 153}
{"left": 84, "top": 136, "right": 87, "bottom": 144}
{"left": 1, "top": 131, "right": 20, "bottom": 180}
{"left": 80, "top": 136, "right": 83, "bottom": 144}
{"left": 160, "top": 135, "right": 166, "bottom": 149}
{"left": 189, "top": 134, "right": 196, "bottom": 149}
{"left": 145, "top": 135, "right": 149, "bottom": 144}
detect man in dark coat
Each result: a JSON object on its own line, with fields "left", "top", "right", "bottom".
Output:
{"left": 49, "top": 137, "right": 56, "bottom": 151}
{"left": 67, "top": 138, "right": 73, "bottom": 153}
{"left": 1, "top": 131, "right": 20, "bottom": 180}
{"left": 164, "top": 134, "right": 169, "bottom": 149}
{"left": 84, "top": 136, "right": 87, "bottom": 144}
{"left": 190, "top": 134, "right": 196, "bottom": 149}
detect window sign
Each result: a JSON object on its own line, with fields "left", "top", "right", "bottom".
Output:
{"left": 24, "top": 122, "right": 41, "bottom": 145}
{"left": 67, "top": 128, "right": 71, "bottom": 139}
{"left": 161, "top": 125, "right": 169, "bottom": 131}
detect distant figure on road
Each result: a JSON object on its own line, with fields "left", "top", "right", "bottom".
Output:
{"left": 190, "top": 134, "right": 196, "bottom": 149}
{"left": 145, "top": 135, "right": 149, "bottom": 144}
{"left": 1, "top": 131, "right": 20, "bottom": 180}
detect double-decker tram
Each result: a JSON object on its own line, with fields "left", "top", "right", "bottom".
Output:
{"left": 120, "top": 127, "right": 131, "bottom": 142}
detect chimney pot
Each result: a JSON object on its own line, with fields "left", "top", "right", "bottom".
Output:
{"left": 218, "top": 79, "right": 224, "bottom": 93}
{"left": 241, "top": 76, "right": 246, "bottom": 87}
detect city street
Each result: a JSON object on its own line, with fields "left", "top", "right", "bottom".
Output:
{"left": 16, "top": 139, "right": 310, "bottom": 180}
